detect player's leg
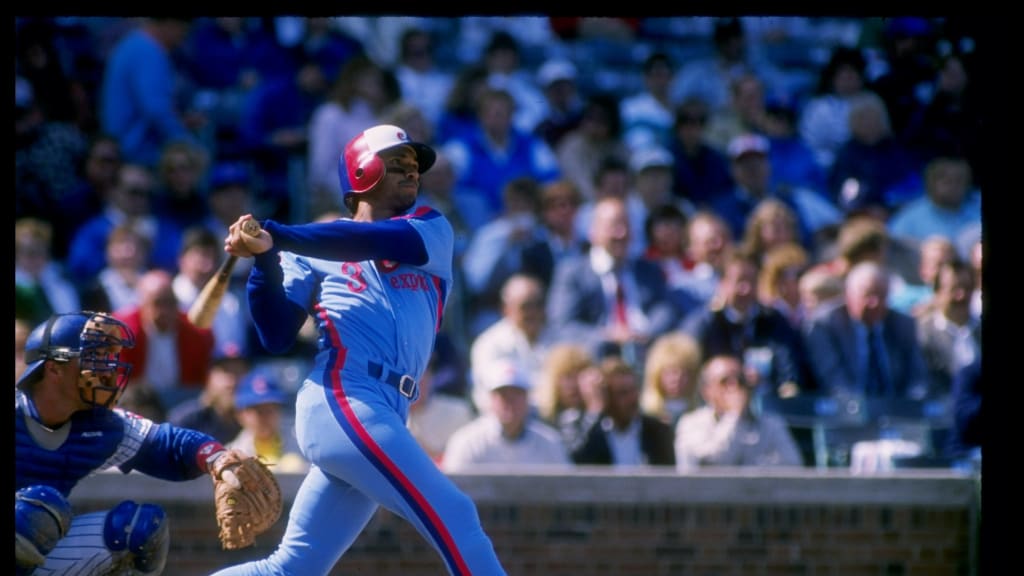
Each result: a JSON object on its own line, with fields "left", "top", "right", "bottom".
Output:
{"left": 324, "top": 390, "right": 506, "bottom": 576}
{"left": 34, "top": 499, "right": 167, "bottom": 576}
{"left": 33, "top": 511, "right": 121, "bottom": 576}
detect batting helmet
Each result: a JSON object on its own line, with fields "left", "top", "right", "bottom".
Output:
{"left": 339, "top": 124, "right": 436, "bottom": 195}
{"left": 17, "top": 312, "right": 136, "bottom": 408}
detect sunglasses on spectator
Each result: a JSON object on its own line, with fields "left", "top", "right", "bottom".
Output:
{"left": 517, "top": 298, "right": 546, "bottom": 311}
{"left": 544, "top": 197, "right": 579, "bottom": 210}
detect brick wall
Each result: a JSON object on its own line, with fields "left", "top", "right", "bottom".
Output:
{"left": 72, "top": 468, "right": 979, "bottom": 576}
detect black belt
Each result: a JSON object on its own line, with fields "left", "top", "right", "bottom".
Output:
{"left": 367, "top": 362, "right": 418, "bottom": 399}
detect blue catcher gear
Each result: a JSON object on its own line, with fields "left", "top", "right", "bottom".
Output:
{"left": 17, "top": 312, "right": 135, "bottom": 408}
{"left": 15, "top": 485, "right": 73, "bottom": 573}
{"left": 104, "top": 500, "right": 170, "bottom": 573}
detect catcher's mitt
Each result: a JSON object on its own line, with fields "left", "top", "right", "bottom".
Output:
{"left": 209, "top": 449, "right": 283, "bottom": 549}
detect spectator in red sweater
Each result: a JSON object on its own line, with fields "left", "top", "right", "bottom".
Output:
{"left": 114, "top": 269, "right": 214, "bottom": 393}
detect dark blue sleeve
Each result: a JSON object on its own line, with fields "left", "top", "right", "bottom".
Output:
{"left": 247, "top": 249, "right": 308, "bottom": 354}
{"left": 263, "top": 218, "right": 428, "bottom": 264}
{"left": 951, "top": 357, "right": 982, "bottom": 450}
{"left": 122, "top": 423, "right": 222, "bottom": 481}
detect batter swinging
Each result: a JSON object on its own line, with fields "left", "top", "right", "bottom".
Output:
{"left": 213, "top": 125, "right": 506, "bottom": 575}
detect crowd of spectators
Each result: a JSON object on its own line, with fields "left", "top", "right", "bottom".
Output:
{"left": 15, "top": 16, "right": 984, "bottom": 472}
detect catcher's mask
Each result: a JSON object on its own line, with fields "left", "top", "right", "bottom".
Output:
{"left": 17, "top": 312, "right": 136, "bottom": 408}
{"left": 338, "top": 124, "right": 436, "bottom": 199}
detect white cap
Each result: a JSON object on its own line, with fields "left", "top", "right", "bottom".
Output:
{"left": 727, "top": 133, "right": 770, "bottom": 160}
{"left": 537, "top": 59, "right": 578, "bottom": 87}
{"left": 485, "top": 360, "right": 531, "bottom": 392}
{"left": 629, "top": 146, "right": 674, "bottom": 173}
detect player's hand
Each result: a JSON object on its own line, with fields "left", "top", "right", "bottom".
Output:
{"left": 226, "top": 215, "right": 273, "bottom": 257}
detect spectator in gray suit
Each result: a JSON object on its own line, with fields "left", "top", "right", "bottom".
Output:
{"left": 546, "top": 196, "right": 679, "bottom": 367}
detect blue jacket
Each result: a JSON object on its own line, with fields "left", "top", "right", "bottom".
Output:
{"left": 947, "top": 355, "right": 982, "bottom": 459}
{"left": 681, "top": 304, "right": 814, "bottom": 393}
{"left": 669, "top": 141, "right": 733, "bottom": 208}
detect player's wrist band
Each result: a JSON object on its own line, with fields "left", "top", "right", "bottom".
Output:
{"left": 197, "top": 441, "right": 227, "bottom": 473}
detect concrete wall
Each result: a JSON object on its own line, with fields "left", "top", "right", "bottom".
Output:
{"left": 72, "top": 467, "right": 980, "bottom": 575}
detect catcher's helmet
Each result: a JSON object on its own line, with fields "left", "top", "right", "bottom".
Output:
{"left": 338, "top": 124, "right": 436, "bottom": 195}
{"left": 17, "top": 312, "right": 135, "bottom": 408}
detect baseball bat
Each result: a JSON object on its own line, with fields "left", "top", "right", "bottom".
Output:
{"left": 187, "top": 219, "right": 262, "bottom": 329}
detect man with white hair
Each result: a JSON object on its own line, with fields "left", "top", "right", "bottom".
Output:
{"left": 470, "top": 274, "right": 555, "bottom": 414}
{"left": 803, "top": 261, "right": 931, "bottom": 400}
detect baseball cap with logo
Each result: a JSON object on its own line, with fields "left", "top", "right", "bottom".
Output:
{"left": 234, "top": 369, "right": 286, "bottom": 409}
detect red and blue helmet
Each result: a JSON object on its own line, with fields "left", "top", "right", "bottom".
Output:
{"left": 338, "top": 124, "right": 436, "bottom": 195}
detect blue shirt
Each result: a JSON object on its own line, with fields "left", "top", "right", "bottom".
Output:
{"left": 767, "top": 135, "right": 828, "bottom": 198}
{"left": 100, "top": 29, "right": 192, "bottom": 167}
{"left": 442, "top": 127, "right": 561, "bottom": 217}
{"left": 888, "top": 194, "right": 982, "bottom": 245}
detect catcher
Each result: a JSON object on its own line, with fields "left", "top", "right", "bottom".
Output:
{"left": 15, "top": 311, "right": 282, "bottom": 576}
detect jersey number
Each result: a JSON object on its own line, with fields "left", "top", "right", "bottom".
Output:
{"left": 341, "top": 262, "right": 368, "bottom": 293}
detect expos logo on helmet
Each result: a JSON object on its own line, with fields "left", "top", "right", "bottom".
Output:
{"left": 339, "top": 124, "right": 437, "bottom": 195}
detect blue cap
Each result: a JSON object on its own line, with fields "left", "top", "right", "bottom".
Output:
{"left": 765, "top": 92, "right": 797, "bottom": 115}
{"left": 209, "top": 162, "right": 251, "bottom": 190}
{"left": 234, "top": 369, "right": 286, "bottom": 409}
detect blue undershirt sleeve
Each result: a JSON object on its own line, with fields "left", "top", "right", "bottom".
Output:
{"left": 247, "top": 249, "right": 308, "bottom": 354}
{"left": 262, "top": 218, "right": 428, "bottom": 264}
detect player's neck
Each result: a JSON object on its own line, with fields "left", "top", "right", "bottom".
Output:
{"left": 352, "top": 204, "right": 398, "bottom": 222}
{"left": 31, "top": 381, "right": 80, "bottom": 428}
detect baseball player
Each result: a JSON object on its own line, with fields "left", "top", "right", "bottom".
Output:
{"left": 15, "top": 311, "right": 278, "bottom": 575}
{"left": 214, "top": 125, "right": 507, "bottom": 575}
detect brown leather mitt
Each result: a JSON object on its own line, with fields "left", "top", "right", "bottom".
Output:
{"left": 209, "top": 449, "right": 283, "bottom": 550}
